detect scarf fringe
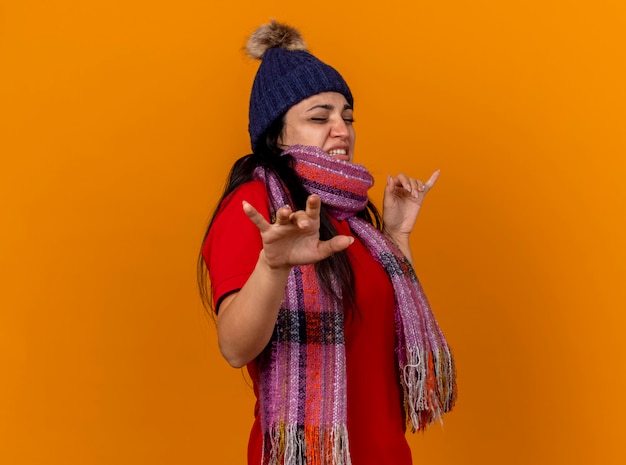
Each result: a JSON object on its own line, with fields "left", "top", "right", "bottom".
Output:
{"left": 263, "top": 424, "right": 352, "bottom": 465}
{"left": 403, "top": 347, "right": 457, "bottom": 432}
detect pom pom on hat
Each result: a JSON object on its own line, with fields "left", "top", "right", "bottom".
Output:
{"left": 246, "top": 19, "right": 308, "bottom": 60}
{"left": 246, "top": 20, "right": 353, "bottom": 152}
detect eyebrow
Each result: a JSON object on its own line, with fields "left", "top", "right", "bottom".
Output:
{"left": 306, "top": 103, "right": 353, "bottom": 112}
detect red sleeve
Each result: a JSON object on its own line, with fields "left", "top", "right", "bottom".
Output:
{"left": 201, "top": 181, "right": 270, "bottom": 311}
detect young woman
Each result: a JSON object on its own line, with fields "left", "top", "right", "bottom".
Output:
{"left": 199, "top": 20, "right": 456, "bottom": 465}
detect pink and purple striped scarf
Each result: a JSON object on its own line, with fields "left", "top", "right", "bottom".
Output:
{"left": 253, "top": 145, "right": 456, "bottom": 465}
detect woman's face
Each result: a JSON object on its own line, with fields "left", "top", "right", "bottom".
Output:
{"left": 278, "top": 91, "right": 355, "bottom": 162}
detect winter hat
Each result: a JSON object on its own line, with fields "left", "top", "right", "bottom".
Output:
{"left": 246, "top": 20, "right": 354, "bottom": 152}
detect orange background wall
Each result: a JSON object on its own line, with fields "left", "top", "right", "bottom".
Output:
{"left": 1, "top": 1, "right": 625, "bottom": 464}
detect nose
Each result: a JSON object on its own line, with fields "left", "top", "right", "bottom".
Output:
{"left": 330, "top": 117, "right": 349, "bottom": 138}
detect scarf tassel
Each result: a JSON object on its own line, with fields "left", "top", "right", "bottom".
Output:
{"left": 263, "top": 424, "right": 352, "bottom": 465}
{"left": 402, "top": 348, "right": 457, "bottom": 433}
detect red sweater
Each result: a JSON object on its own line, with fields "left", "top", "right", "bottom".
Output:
{"left": 203, "top": 181, "right": 412, "bottom": 465}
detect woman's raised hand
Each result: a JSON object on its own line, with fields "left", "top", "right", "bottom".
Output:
{"left": 382, "top": 170, "right": 439, "bottom": 246}
{"left": 243, "top": 194, "right": 354, "bottom": 270}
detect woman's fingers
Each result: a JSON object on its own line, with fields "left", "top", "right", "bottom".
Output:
{"left": 389, "top": 170, "right": 440, "bottom": 197}
{"left": 275, "top": 205, "right": 294, "bottom": 225}
{"left": 424, "top": 170, "right": 440, "bottom": 191}
{"left": 244, "top": 197, "right": 321, "bottom": 232}
{"left": 318, "top": 234, "right": 355, "bottom": 259}
{"left": 410, "top": 178, "right": 422, "bottom": 197}
{"left": 289, "top": 210, "right": 311, "bottom": 229}
{"left": 304, "top": 194, "right": 321, "bottom": 219}
{"left": 246, "top": 194, "right": 353, "bottom": 266}
{"left": 285, "top": 194, "right": 321, "bottom": 229}
{"left": 242, "top": 200, "right": 271, "bottom": 232}
{"left": 389, "top": 173, "right": 420, "bottom": 198}
{"left": 392, "top": 173, "right": 412, "bottom": 193}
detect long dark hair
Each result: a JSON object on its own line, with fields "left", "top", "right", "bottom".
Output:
{"left": 196, "top": 116, "right": 382, "bottom": 314}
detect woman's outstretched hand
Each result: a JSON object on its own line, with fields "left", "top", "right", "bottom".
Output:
{"left": 382, "top": 171, "right": 439, "bottom": 258}
{"left": 218, "top": 194, "right": 353, "bottom": 368}
{"left": 243, "top": 194, "right": 354, "bottom": 270}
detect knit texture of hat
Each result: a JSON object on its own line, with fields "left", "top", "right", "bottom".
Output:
{"left": 246, "top": 20, "right": 353, "bottom": 152}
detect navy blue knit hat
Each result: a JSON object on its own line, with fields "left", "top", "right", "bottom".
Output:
{"left": 246, "top": 20, "right": 354, "bottom": 152}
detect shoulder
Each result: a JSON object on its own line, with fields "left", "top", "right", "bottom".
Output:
{"left": 213, "top": 180, "right": 271, "bottom": 226}
{"left": 225, "top": 180, "right": 268, "bottom": 202}
{"left": 233, "top": 179, "right": 267, "bottom": 197}
{"left": 203, "top": 180, "right": 269, "bottom": 264}
{"left": 218, "top": 180, "right": 269, "bottom": 213}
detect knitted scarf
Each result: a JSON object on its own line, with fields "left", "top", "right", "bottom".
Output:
{"left": 253, "top": 145, "right": 456, "bottom": 465}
